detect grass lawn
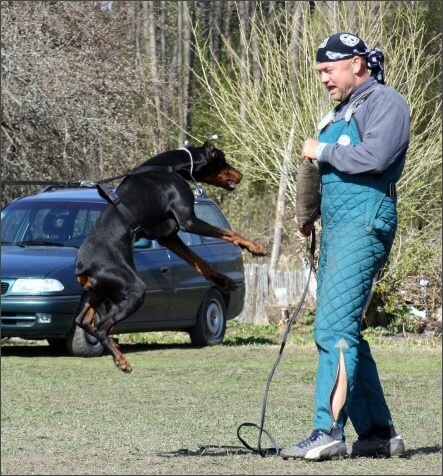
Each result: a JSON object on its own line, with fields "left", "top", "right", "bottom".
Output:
{"left": 1, "top": 322, "right": 441, "bottom": 475}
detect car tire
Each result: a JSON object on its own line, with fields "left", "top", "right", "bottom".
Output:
{"left": 66, "top": 297, "right": 109, "bottom": 357}
{"left": 188, "top": 288, "right": 227, "bottom": 346}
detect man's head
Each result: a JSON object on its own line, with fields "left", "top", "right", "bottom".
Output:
{"left": 315, "top": 33, "right": 384, "bottom": 102}
{"left": 316, "top": 33, "right": 369, "bottom": 63}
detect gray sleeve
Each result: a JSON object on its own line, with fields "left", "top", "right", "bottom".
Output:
{"left": 318, "top": 88, "right": 410, "bottom": 175}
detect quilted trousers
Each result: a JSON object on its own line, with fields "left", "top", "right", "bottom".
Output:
{"left": 312, "top": 192, "right": 397, "bottom": 437}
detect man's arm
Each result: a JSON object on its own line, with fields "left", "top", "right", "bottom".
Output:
{"left": 302, "top": 89, "right": 410, "bottom": 174}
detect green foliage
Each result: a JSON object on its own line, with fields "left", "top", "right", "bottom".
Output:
{"left": 299, "top": 311, "right": 315, "bottom": 327}
{"left": 385, "top": 305, "right": 423, "bottom": 334}
{"left": 192, "top": 1, "right": 442, "bottom": 323}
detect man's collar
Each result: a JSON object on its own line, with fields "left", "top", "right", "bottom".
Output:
{"left": 349, "top": 78, "right": 378, "bottom": 102}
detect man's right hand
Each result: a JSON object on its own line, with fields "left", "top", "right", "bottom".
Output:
{"left": 301, "top": 138, "right": 320, "bottom": 160}
{"left": 294, "top": 217, "right": 315, "bottom": 237}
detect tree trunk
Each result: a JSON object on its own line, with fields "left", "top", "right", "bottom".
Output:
{"left": 185, "top": 1, "right": 195, "bottom": 136}
{"left": 288, "top": 1, "right": 303, "bottom": 92}
{"left": 143, "top": 0, "right": 164, "bottom": 151}
{"left": 223, "top": 1, "right": 234, "bottom": 71}
{"left": 268, "top": 122, "right": 296, "bottom": 271}
{"left": 238, "top": 0, "right": 249, "bottom": 123}
{"left": 177, "top": 1, "right": 185, "bottom": 143}
{"left": 250, "top": 1, "right": 261, "bottom": 92}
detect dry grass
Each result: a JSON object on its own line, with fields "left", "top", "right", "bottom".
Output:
{"left": 1, "top": 323, "right": 441, "bottom": 475}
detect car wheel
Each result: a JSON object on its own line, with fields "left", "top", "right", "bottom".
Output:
{"left": 189, "top": 288, "right": 227, "bottom": 346}
{"left": 66, "top": 297, "right": 109, "bottom": 357}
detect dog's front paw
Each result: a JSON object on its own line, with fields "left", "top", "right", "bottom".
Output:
{"left": 249, "top": 242, "right": 269, "bottom": 256}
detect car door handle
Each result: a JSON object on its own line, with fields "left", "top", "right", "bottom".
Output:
{"left": 161, "top": 266, "right": 170, "bottom": 274}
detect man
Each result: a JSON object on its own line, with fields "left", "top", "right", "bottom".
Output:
{"left": 280, "top": 33, "right": 410, "bottom": 461}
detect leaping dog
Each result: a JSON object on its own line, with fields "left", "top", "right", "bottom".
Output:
{"left": 75, "top": 137, "right": 268, "bottom": 372}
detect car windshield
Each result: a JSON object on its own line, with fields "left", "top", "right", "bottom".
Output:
{"left": 1, "top": 200, "right": 105, "bottom": 248}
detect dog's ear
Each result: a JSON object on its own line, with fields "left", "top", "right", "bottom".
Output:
{"left": 203, "top": 135, "right": 218, "bottom": 158}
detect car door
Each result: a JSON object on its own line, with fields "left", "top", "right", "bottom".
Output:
{"left": 165, "top": 230, "right": 212, "bottom": 326}
{"left": 113, "top": 237, "right": 172, "bottom": 332}
{"left": 196, "top": 201, "right": 246, "bottom": 318}
{"left": 165, "top": 199, "right": 243, "bottom": 326}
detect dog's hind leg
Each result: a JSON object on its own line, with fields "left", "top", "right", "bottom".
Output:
{"left": 75, "top": 291, "right": 105, "bottom": 333}
{"left": 75, "top": 288, "right": 136, "bottom": 373}
{"left": 74, "top": 291, "right": 124, "bottom": 360}
{"left": 94, "top": 277, "right": 146, "bottom": 373}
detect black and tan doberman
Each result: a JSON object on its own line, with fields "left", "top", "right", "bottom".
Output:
{"left": 75, "top": 138, "right": 268, "bottom": 372}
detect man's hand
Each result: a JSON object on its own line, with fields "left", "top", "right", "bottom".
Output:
{"left": 301, "top": 138, "right": 320, "bottom": 160}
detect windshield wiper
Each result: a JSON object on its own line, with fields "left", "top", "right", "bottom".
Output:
{"left": 1, "top": 241, "right": 25, "bottom": 247}
{"left": 15, "top": 240, "right": 65, "bottom": 247}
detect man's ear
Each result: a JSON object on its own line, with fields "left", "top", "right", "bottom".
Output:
{"left": 352, "top": 56, "right": 366, "bottom": 74}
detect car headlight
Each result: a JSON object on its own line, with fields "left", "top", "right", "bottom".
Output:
{"left": 10, "top": 278, "right": 65, "bottom": 294}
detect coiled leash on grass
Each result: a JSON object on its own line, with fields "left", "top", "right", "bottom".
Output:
{"left": 197, "top": 159, "right": 320, "bottom": 458}
{"left": 235, "top": 231, "right": 316, "bottom": 457}
{"left": 196, "top": 233, "right": 316, "bottom": 458}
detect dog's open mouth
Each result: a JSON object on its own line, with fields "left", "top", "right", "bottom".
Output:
{"left": 227, "top": 180, "right": 237, "bottom": 190}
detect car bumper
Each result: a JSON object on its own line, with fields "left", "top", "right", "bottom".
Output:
{"left": 1, "top": 295, "right": 81, "bottom": 339}
{"left": 226, "top": 281, "right": 246, "bottom": 319}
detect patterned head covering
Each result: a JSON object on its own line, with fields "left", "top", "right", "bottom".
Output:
{"left": 316, "top": 32, "right": 385, "bottom": 85}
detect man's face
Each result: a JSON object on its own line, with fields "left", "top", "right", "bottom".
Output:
{"left": 315, "top": 57, "right": 359, "bottom": 102}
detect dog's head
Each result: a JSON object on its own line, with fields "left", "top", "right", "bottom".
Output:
{"left": 186, "top": 137, "right": 243, "bottom": 191}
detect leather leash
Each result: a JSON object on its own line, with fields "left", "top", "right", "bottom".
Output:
{"left": 198, "top": 230, "right": 316, "bottom": 458}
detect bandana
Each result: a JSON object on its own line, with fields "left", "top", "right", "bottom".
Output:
{"left": 316, "top": 33, "right": 385, "bottom": 84}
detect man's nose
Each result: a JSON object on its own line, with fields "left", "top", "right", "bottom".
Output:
{"left": 320, "top": 72, "right": 329, "bottom": 83}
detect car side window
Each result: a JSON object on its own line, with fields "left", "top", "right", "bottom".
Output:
{"left": 195, "top": 202, "right": 230, "bottom": 243}
{"left": 141, "top": 231, "right": 195, "bottom": 250}
{"left": 133, "top": 237, "right": 154, "bottom": 249}
{"left": 178, "top": 230, "right": 195, "bottom": 245}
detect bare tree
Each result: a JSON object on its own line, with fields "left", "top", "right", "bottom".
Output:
{"left": 1, "top": 1, "right": 154, "bottom": 204}
{"left": 191, "top": 1, "right": 441, "bottom": 315}
{"left": 143, "top": 1, "right": 164, "bottom": 151}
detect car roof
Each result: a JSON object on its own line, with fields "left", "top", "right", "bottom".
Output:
{"left": 8, "top": 187, "right": 107, "bottom": 204}
{"left": 8, "top": 184, "right": 213, "bottom": 205}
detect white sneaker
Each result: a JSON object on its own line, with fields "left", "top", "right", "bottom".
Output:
{"left": 280, "top": 428, "right": 347, "bottom": 461}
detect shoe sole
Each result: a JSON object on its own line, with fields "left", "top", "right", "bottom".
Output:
{"left": 281, "top": 443, "right": 347, "bottom": 461}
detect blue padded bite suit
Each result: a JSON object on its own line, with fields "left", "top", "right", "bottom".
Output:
{"left": 312, "top": 97, "right": 403, "bottom": 437}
